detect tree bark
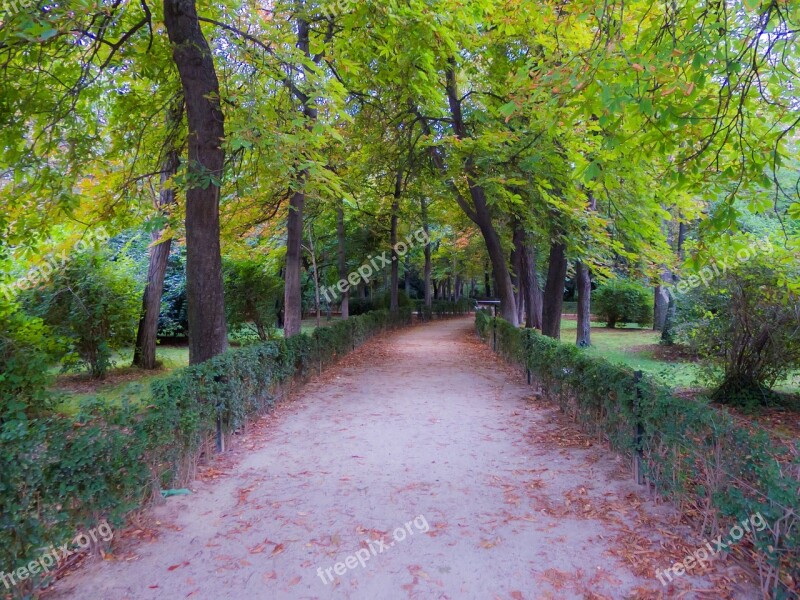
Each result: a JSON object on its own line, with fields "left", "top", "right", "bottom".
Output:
{"left": 541, "top": 240, "right": 567, "bottom": 339}
{"left": 512, "top": 221, "right": 542, "bottom": 329}
{"left": 443, "top": 60, "right": 517, "bottom": 324}
{"left": 163, "top": 0, "right": 227, "bottom": 365}
{"left": 283, "top": 189, "right": 305, "bottom": 337}
{"left": 337, "top": 199, "right": 349, "bottom": 319}
{"left": 389, "top": 169, "right": 401, "bottom": 313}
{"left": 133, "top": 140, "right": 181, "bottom": 369}
{"left": 283, "top": 11, "right": 318, "bottom": 338}
{"left": 576, "top": 260, "right": 591, "bottom": 347}
{"left": 422, "top": 196, "right": 432, "bottom": 307}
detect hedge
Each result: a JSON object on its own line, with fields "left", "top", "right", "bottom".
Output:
{"left": 475, "top": 310, "right": 799, "bottom": 598}
{"left": 415, "top": 298, "right": 473, "bottom": 322}
{"left": 0, "top": 308, "right": 411, "bottom": 597}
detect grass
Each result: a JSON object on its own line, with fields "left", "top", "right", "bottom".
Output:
{"left": 560, "top": 318, "right": 800, "bottom": 395}
{"left": 52, "top": 317, "right": 339, "bottom": 413}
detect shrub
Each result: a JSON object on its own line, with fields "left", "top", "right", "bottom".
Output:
{"left": 223, "top": 258, "right": 282, "bottom": 341}
{"left": 673, "top": 253, "right": 800, "bottom": 407}
{"left": 25, "top": 249, "right": 141, "bottom": 378}
{"left": 593, "top": 279, "right": 653, "bottom": 328}
{"left": 0, "top": 299, "right": 60, "bottom": 421}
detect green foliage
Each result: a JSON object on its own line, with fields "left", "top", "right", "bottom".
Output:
{"left": 673, "top": 249, "right": 800, "bottom": 408}
{"left": 476, "top": 311, "right": 799, "bottom": 598}
{"left": 415, "top": 298, "right": 473, "bottom": 322}
{"left": 593, "top": 279, "right": 653, "bottom": 328}
{"left": 157, "top": 246, "right": 188, "bottom": 339}
{"left": 0, "top": 299, "right": 60, "bottom": 422}
{"left": 0, "top": 309, "right": 411, "bottom": 596}
{"left": 25, "top": 249, "right": 141, "bottom": 379}
{"left": 223, "top": 258, "right": 282, "bottom": 342}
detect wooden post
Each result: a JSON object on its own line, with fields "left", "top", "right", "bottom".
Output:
{"left": 633, "top": 370, "right": 644, "bottom": 485}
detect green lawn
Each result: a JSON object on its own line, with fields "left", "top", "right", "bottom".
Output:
{"left": 53, "top": 318, "right": 339, "bottom": 413}
{"left": 560, "top": 318, "right": 800, "bottom": 394}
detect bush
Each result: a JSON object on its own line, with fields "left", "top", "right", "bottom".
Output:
{"left": 476, "top": 311, "right": 798, "bottom": 598}
{"left": 593, "top": 279, "right": 653, "bottom": 328}
{"left": 25, "top": 249, "right": 141, "bottom": 378}
{"left": 673, "top": 253, "right": 800, "bottom": 407}
{"left": 0, "top": 299, "right": 60, "bottom": 421}
{"left": 223, "top": 258, "right": 282, "bottom": 341}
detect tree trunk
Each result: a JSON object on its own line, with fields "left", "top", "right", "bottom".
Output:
{"left": 283, "top": 11, "right": 317, "bottom": 338}
{"left": 337, "top": 199, "right": 349, "bottom": 319}
{"left": 422, "top": 196, "right": 432, "bottom": 307}
{"left": 444, "top": 61, "right": 517, "bottom": 325}
{"left": 576, "top": 260, "right": 591, "bottom": 347}
{"left": 541, "top": 240, "right": 567, "bottom": 339}
{"left": 389, "top": 170, "right": 401, "bottom": 313}
{"left": 132, "top": 142, "right": 181, "bottom": 369}
{"left": 404, "top": 254, "right": 411, "bottom": 298}
{"left": 284, "top": 189, "right": 305, "bottom": 337}
{"left": 163, "top": 0, "right": 227, "bottom": 365}
{"left": 512, "top": 221, "right": 542, "bottom": 329}
{"left": 306, "top": 226, "right": 321, "bottom": 328}
{"left": 484, "top": 264, "right": 491, "bottom": 297}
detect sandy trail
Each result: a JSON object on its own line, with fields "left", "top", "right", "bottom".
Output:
{"left": 49, "top": 318, "right": 754, "bottom": 600}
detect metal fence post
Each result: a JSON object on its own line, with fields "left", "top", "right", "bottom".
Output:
{"left": 633, "top": 370, "right": 644, "bottom": 485}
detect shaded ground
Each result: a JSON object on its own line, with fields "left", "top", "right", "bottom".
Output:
{"left": 48, "top": 318, "right": 756, "bottom": 599}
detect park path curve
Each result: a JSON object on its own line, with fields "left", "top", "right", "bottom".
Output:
{"left": 49, "top": 317, "right": 754, "bottom": 600}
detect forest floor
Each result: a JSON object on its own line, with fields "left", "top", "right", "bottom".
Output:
{"left": 47, "top": 317, "right": 758, "bottom": 600}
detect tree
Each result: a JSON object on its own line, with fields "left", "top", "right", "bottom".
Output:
{"left": 133, "top": 101, "right": 184, "bottom": 369}
{"left": 163, "top": 0, "right": 228, "bottom": 365}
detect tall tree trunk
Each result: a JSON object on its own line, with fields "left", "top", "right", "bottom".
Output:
{"left": 284, "top": 189, "right": 305, "bottom": 337}
{"left": 132, "top": 137, "right": 181, "bottom": 369}
{"left": 404, "top": 254, "right": 411, "bottom": 298}
{"left": 443, "top": 61, "right": 517, "bottom": 324}
{"left": 576, "top": 261, "right": 591, "bottom": 347}
{"left": 512, "top": 221, "right": 542, "bottom": 329}
{"left": 306, "top": 226, "right": 321, "bottom": 328}
{"left": 283, "top": 10, "right": 318, "bottom": 337}
{"left": 541, "top": 240, "right": 567, "bottom": 339}
{"left": 389, "top": 170, "right": 401, "bottom": 313}
{"left": 422, "top": 196, "right": 432, "bottom": 307}
{"left": 163, "top": 0, "right": 227, "bottom": 365}
{"left": 337, "top": 199, "right": 349, "bottom": 319}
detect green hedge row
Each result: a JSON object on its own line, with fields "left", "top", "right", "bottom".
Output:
{"left": 475, "top": 310, "right": 799, "bottom": 598}
{"left": 0, "top": 308, "right": 412, "bottom": 597}
{"left": 415, "top": 298, "right": 473, "bottom": 321}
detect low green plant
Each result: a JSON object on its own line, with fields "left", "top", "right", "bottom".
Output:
{"left": 24, "top": 249, "right": 141, "bottom": 379}
{"left": 593, "top": 279, "right": 653, "bottom": 328}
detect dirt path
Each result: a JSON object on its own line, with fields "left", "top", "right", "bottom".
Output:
{"left": 49, "top": 318, "right": 754, "bottom": 599}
